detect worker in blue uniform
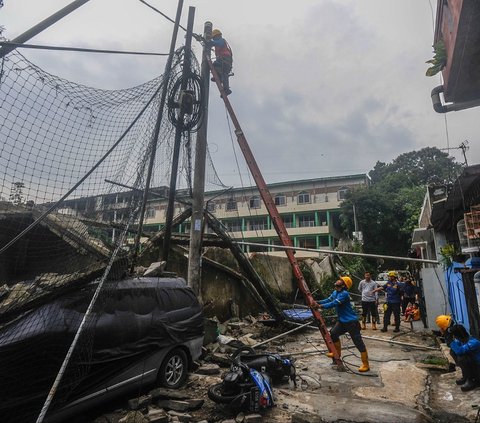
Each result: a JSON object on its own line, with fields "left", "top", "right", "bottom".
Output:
{"left": 436, "top": 317, "right": 480, "bottom": 392}
{"left": 315, "top": 276, "right": 370, "bottom": 372}
{"left": 374, "top": 271, "right": 403, "bottom": 333}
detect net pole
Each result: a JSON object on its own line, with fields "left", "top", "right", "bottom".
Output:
{"left": 0, "top": 0, "right": 91, "bottom": 58}
{"left": 131, "top": 0, "right": 185, "bottom": 267}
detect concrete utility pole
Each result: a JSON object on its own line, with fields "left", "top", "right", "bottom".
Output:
{"left": 162, "top": 7, "right": 196, "bottom": 265}
{"left": 0, "top": 0, "right": 91, "bottom": 58}
{"left": 187, "top": 21, "right": 212, "bottom": 300}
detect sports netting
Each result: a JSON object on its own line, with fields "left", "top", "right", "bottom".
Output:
{"left": 0, "top": 46, "right": 221, "bottom": 422}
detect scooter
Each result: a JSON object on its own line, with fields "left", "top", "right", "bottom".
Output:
{"left": 207, "top": 347, "right": 295, "bottom": 411}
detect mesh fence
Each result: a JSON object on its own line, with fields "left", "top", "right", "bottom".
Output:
{"left": 0, "top": 47, "right": 217, "bottom": 421}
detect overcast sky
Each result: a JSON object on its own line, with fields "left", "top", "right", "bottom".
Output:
{"left": 1, "top": 0, "right": 479, "bottom": 188}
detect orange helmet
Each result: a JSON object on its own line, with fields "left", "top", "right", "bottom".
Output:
{"left": 435, "top": 315, "right": 452, "bottom": 331}
{"left": 340, "top": 276, "right": 353, "bottom": 290}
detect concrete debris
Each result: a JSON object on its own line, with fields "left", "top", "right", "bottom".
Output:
{"left": 127, "top": 395, "right": 151, "bottom": 410}
{"left": 156, "top": 400, "right": 196, "bottom": 412}
{"left": 196, "top": 363, "right": 221, "bottom": 375}
{"left": 143, "top": 261, "right": 167, "bottom": 277}
{"left": 167, "top": 410, "right": 193, "bottom": 422}
{"left": 243, "top": 414, "right": 262, "bottom": 423}
{"left": 146, "top": 408, "right": 169, "bottom": 423}
{"left": 149, "top": 388, "right": 190, "bottom": 401}
{"left": 118, "top": 411, "right": 149, "bottom": 423}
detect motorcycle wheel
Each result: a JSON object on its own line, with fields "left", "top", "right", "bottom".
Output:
{"left": 208, "top": 383, "right": 248, "bottom": 404}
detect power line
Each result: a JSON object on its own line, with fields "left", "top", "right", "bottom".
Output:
{"left": 138, "top": 0, "right": 187, "bottom": 32}
{"left": 0, "top": 41, "right": 168, "bottom": 56}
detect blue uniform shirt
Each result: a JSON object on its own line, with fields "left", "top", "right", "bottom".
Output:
{"left": 319, "top": 290, "right": 358, "bottom": 323}
{"left": 451, "top": 336, "right": 480, "bottom": 364}
{"left": 384, "top": 281, "right": 403, "bottom": 303}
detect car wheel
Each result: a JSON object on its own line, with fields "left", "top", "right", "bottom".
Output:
{"left": 158, "top": 348, "right": 188, "bottom": 389}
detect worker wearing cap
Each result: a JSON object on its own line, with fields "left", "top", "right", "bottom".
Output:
{"left": 208, "top": 28, "right": 233, "bottom": 96}
{"left": 374, "top": 271, "right": 403, "bottom": 333}
{"left": 315, "top": 276, "right": 370, "bottom": 372}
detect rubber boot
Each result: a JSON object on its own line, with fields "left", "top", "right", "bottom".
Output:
{"left": 358, "top": 351, "right": 370, "bottom": 372}
{"left": 461, "top": 379, "right": 478, "bottom": 391}
{"left": 372, "top": 322, "right": 377, "bottom": 330}
{"left": 361, "top": 317, "right": 366, "bottom": 330}
{"left": 326, "top": 340, "right": 341, "bottom": 358}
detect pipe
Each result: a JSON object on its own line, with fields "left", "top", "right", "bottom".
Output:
{"left": 431, "top": 85, "right": 480, "bottom": 113}
{"left": 235, "top": 241, "right": 440, "bottom": 265}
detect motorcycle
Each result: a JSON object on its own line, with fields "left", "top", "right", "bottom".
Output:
{"left": 207, "top": 347, "right": 296, "bottom": 412}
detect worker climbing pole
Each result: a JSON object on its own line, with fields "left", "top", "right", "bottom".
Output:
{"left": 206, "top": 55, "right": 344, "bottom": 369}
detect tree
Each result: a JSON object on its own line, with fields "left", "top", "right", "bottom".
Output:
{"left": 370, "top": 147, "right": 462, "bottom": 186}
{"left": 9, "top": 182, "right": 25, "bottom": 205}
{"left": 340, "top": 147, "right": 461, "bottom": 260}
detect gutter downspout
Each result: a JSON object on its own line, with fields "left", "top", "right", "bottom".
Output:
{"left": 432, "top": 85, "right": 480, "bottom": 113}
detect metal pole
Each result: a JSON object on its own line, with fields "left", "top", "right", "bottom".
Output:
{"left": 252, "top": 320, "right": 314, "bottom": 348}
{"left": 0, "top": 0, "right": 91, "bottom": 58}
{"left": 235, "top": 241, "right": 440, "bottom": 265}
{"left": 162, "top": 6, "right": 195, "bottom": 264}
{"left": 132, "top": 0, "right": 184, "bottom": 267}
{"left": 187, "top": 21, "right": 212, "bottom": 299}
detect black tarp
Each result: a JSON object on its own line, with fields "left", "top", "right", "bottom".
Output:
{"left": 0, "top": 277, "right": 204, "bottom": 422}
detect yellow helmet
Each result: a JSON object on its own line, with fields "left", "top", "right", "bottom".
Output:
{"left": 435, "top": 315, "right": 452, "bottom": 331}
{"left": 340, "top": 276, "right": 353, "bottom": 290}
{"left": 212, "top": 29, "right": 222, "bottom": 37}
{"left": 388, "top": 271, "right": 397, "bottom": 277}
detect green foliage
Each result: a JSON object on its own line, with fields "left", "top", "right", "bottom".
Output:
{"left": 426, "top": 40, "right": 447, "bottom": 77}
{"left": 340, "top": 147, "right": 461, "bottom": 258}
{"left": 439, "top": 244, "right": 459, "bottom": 269}
{"left": 369, "top": 147, "right": 461, "bottom": 186}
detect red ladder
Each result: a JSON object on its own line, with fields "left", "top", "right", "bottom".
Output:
{"left": 207, "top": 57, "right": 343, "bottom": 369}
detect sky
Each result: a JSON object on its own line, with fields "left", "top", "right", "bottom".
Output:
{"left": 1, "top": 0, "right": 479, "bottom": 188}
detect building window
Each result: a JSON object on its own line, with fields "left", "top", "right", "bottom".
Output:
{"left": 337, "top": 187, "right": 349, "bottom": 201}
{"left": 298, "top": 213, "right": 315, "bottom": 227}
{"left": 207, "top": 202, "right": 216, "bottom": 213}
{"left": 248, "top": 218, "right": 268, "bottom": 231}
{"left": 224, "top": 219, "right": 242, "bottom": 232}
{"left": 146, "top": 207, "right": 156, "bottom": 218}
{"left": 282, "top": 215, "right": 294, "bottom": 228}
{"left": 297, "top": 237, "right": 316, "bottom": 249}
{"left": 318, "top": 211, "right": 327, "bottom": 226}
{"left": 249, "top": 196, "right": 261, "bottom": 209}
{"left": 274, "top": 194, "right": 286, "bottom": 206}
{"left": 226, "top": 198, "right": 237, "bottom": 211}
{"left": 249, "top": 239, "right": 269, "bottom": 252}
{"left": 297, "top": 191, "right": 311, "bottom": 204}
{"left": 319, "top": 236, "right": 329, "bottom": 247}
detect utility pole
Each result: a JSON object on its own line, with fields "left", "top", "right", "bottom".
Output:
{"left": 0, "top": 0, "right": 91, "bottom": 59}
{"left": 162, "top": 7, "right": 196, "bottom": 265}
{"left": 132, "top": 0, "right": 184, "bottom": 268}
{"left": 187, "top": 21, "right": 212, "bottom": 299}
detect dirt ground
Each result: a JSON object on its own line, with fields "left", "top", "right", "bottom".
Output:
{"left": 88, "top": 316, "right": 480, "bottom": 423}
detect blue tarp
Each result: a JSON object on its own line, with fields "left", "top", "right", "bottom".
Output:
{"left": 282, "top": 308, "right": 314, "bottom": 322}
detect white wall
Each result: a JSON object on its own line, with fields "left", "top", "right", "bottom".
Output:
{"left": 421, "top": 265, "right": 450, "bottom": 329}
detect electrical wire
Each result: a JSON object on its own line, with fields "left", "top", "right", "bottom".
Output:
{"left": 0, "top": 41, "right": 168, "bottom": 56}
{"left": 138, "top": 0, "right": 187, "bottom": 32}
